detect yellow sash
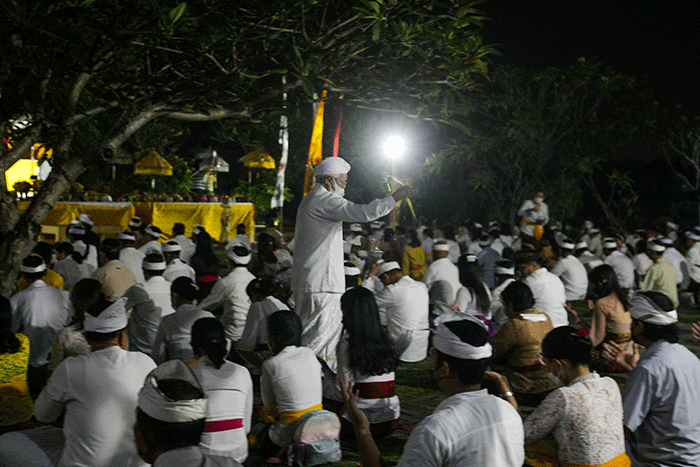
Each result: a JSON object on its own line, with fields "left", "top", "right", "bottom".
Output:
{"left": 261, "top": 404, "right": 324, "bottom": 425}
{"left": 523, "top": 218, "right": 544, "bottom": 240}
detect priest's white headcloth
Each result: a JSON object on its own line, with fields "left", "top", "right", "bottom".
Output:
{"left": 313, "top": 157, "right": 351, "bottom": 176}
{"left": 629, "top": 292, "right": 678, "bottom": 325}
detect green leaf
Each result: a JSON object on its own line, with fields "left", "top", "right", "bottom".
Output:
{"left": 169, "top": 2, "right": 186, "bottom": 24}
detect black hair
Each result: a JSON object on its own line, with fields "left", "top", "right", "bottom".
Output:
{"left": 171, "top": 277, "right": 198, "bottom": 302}
{"left": 541, "top": 326, "right": 592, "bottom": 366}
{"left": 457, "top": 255, "right": 490, "bottom": 314}
{"left": 246, "top": 277, "right": 276, "bottom": 299}
{"left": 191, "top": 317, "right": 227, "bottom": 369}
{"left": 229, "top": 246, "right": 250, "bottom": 266}
{"left": 408, "top": 229, "right": 421, "bottom": 248}
{"left": 84, "top": 298, "right": 124, "bottom": 342}
{"left": 173, "top": 223, "right": 185, "bottom": 235}
{"left": 70, "top": 278, "right": 104, "bottom": 329}
{"left": 501, "top": 247, "right": 515, "bottom": 262}
{"left": 101, "top": 237, "right": 121, "bottom": 260}
{"left": 435, "top": 319, "right": 490, "bottom": 386}
{"left": 0, "top": 296, "right": 20, "bottom": 354}
{"left": 31, "top": 242, "right": 53, "bottom": 265}
{"left": 55, "top": 241, "right": 73, "bottom": 256}
{"left": 442, "top": 224, "right": 455, "bottom": 240}
{"left": 267, "top": 310, "right": 302, "bottom": 353}
{"left": 588, "top": 264, "right": 630, "bottom": 309}
{"left": 193, "top": 231, "right": 216, "bottom": 261}
{"left": 423, "top": 228, "right": 433, "bottom": 239}
{"left": 143, "top": 253, "right": 165, "bottom": 276}
{"left": 383, "top": 228, "right": 394, "bottom": 242}
{"left": 237, "top": 223, "right": 247, "bottom": 235}
{"left": 341, "top": 287, "right": 398, "bottom": 376}
{"left": 635, "top": 290, "right": 680, "bottom": 343}
{"left": 500, "top": 281, "right": 535, "bottom": 312}
{"left": 136, "top": 379, "right": 205, "bottom": 451}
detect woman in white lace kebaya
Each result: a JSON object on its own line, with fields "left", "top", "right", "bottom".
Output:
{"left": 489, "top": 326, "right": 630, "bottom": 467}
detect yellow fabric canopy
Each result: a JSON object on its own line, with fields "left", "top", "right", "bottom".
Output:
{"left": 134, "top": 150, "right": 173, "bottom": 176}
{"left": 243, "top": 150, "right": 276, "bottom": 169}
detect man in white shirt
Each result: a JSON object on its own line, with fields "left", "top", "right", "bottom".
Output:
{"left": 588, "top": 228, "right": 603, "bottom": 257}
{"left": 518, "top": 190, "right": 548, "bottom": 243}
{"left": 490, "top": 260, "right": 517, "bottom": 334}
{"left": 124, "top": 253, "right": 174, "bottom": 354}
{"left": 602, "top": 238, "right": 635, "bottom": 291}
{"left": 423, "top": 242, "right": 462, "bottom": 316}
{"left": 0, "top": 297, "right": 156, "bottom": 467}
{"left": 11, "top": 254, "right": 71, "bottom": 395}
{"left": 162, "top": 240, "right": 196, "bottom": 283}
{"left": 620, "top": 291, "right": 700, "bottom": 466}
{"left": 661, "top": 237, "right": 690, "bottom": 289}
{"left": 343, "top": 312, "right": 524, "bottom": 467}
{"left": 515, "top": 251, "right": 568, "bottom": 328}
{"left": 575, "top": 241, "right": 604, "bottom": 272}
{"left": 550, "top": 238, "right": 588, "bottom": 301}
{"left": 169, "top": 222, "right": 195, "bottom": 262}
{"left": 439, "top": 224, "right": 461, "bottom": 264}
{"left": 118, "top": 231, "right": 146, "bottom": 283}
{"left": 373, "top": 261, "right": 430, "bottom": 362}
{"left": 291, "top": 157, "right": 411, "bottom": 372}
{"left": 200, "top": 239, "right": 256, "bottom": 343}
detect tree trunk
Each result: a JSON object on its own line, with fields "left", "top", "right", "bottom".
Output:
{"left": 0, "top": 157, "right": 87, "bottom": 296}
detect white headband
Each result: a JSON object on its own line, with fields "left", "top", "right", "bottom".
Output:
{"left": 192, "top": 225, "right": 204, "bottom": 235}
{"left": 138, "top": 360, "right": 207, "bottom": 423}
{"left": 143, "top": 260, "right": 167, "bottom": 271}
{"left": 79, "top": 213, "right": 94, "bottom": 226}
{"left": 377, "top": 261, "right": 401, "bottom": 276}
{"left": 603, "top": 238, "right": 617, "bottom": 249}
{"left": 145, "top": 226, "right": 162, "bottom": 238}
{"left": 647, "top": 241, "right": 665, "bottom": 252}
{"left": 575, "top": 241, "right": 588, "bottom": 250}
{"left": 432, "top": 312, "right": 492, "bottom": 359}
{"left": 162, "top": 242, "right": 181, "bottom": 253}
{"left": 313, "top": 157, "right": 351, "bottom": 176}
{"left": 495, "top": 266, "right": 515, "bottom": 275}
{"left": 350, "top": 223, "right": 362, "bottom": 232}
{"left": 68, "top": 226, "right": 86, "bottom": 236}
{"left": 72, "top": 240, "right": 88, "bottom": 257}
{"left": 227, "top": 246, "right": 251, "bottom": 265}
{"left": 559, "top": 239, "right": 575, "bottom": 250}
{"left": 687, "top": 232, "right": 700, "bottom": 241}
{"left": 118, "top": 232, "right": 136, "bottom": 241}
{"left": 464, "top": 254, "right": 478, "bottom": 263}
{"left": 84, "top": 298, "right": 128, "bottom": 333}
{"left": 344, "top": 266, "right": 361, "bottom": 276}
{"left": 630, "top": 293, "right": 678, "bottom": 325}
{"left": 478, "top": 238, "right": 491, "bottom": 247}
{"left": 433, "top": 243, "right": 450, "bottom": 252}
{"left": 20, "top": 262, "right": 46, "bottom": 273}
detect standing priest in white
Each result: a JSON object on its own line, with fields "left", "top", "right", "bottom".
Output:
{"left": 291, "top": 157, "right": 411, "bottom": 372}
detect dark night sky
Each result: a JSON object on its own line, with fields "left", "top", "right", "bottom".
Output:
{"left": 479, "top": 1, "right": 700, "bottom": 113}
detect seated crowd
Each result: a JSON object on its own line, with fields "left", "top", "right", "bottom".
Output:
{"left": 1, "top": 209, "right": 700, "bottom": 467}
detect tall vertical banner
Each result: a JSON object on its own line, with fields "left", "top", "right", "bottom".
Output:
{"left": 303, "top": 90, "right": 327, "bottom": 197}
{"left": 271, "top": 76, "right": 288, "bottom": 210}
{"left": 332, "top": 95, "right": 344, "bottom": 158}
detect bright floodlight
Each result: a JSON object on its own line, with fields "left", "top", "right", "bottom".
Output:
{"left": 383, "top": 135, "right": 405, "bottom": 160}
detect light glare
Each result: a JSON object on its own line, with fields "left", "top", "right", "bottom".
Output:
{"left": 383, "top": 135, "right": 405, "bottom": 160}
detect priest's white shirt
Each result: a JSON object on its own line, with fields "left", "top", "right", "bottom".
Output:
{"left": 374, "top": 276, "right": 430, "bottom": 362}
{"left": 396, "top": 389, "right": 524, "bottom": 467}
{"left": 521, "top": 268, "right": 568, "bottom": 328}
{"left": 550, "top": 255, "right": 589, "bottom": 300}
{"left": 604, "top": 250, "right": 635, "bottom": 289}
{"left": 291, "top": 184, "right": 396, "bottom": 294}
{"left": 422, "top": 258, "right": 461, "bottom": 305}
{"left": 34, "top": 346, "right": 156, "bottom": 467}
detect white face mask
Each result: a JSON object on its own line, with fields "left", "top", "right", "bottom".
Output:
{"left": 534, "top": 196, "right": 544, "bottom": 204}
{"left": 333, "top": 178, "right": 345, "bottom": 198}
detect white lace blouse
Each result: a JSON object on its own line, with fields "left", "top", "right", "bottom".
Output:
{"left": 523, "top": 372, "right": 626, "bottom": 465}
